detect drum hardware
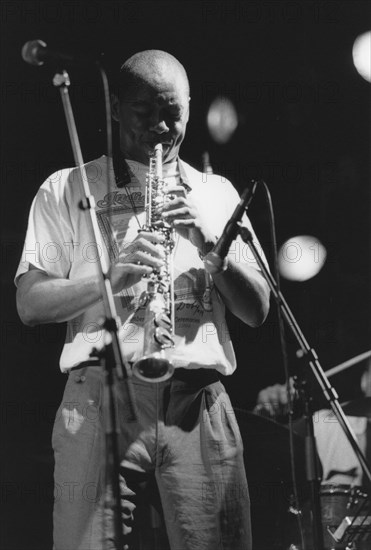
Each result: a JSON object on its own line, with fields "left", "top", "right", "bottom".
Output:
{"left": 341, "top": 398, "right": 371, "bottom": 418}
{"left": 325, "top": 351, "right": 371, "bottom": 380}
{"left": 320, "top": 485, "right": 370, "bottom": 549}
{"left": 328, "top": 515, "right": 371, "bottom": 547}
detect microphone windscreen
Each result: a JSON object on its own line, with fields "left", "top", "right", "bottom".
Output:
{"left": 21, "top": 40, "right": 46, "bottom": 66}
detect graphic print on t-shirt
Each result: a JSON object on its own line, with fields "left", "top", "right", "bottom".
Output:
{"left": 96, "top": 188, "right": 145, "bottom": 261}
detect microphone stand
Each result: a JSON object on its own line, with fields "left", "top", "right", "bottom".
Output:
{"left": 237, "top": 223, "right": 371, "bottom": 550}
{"left": 52, "top": 69, "right": 138, "bottom": 549}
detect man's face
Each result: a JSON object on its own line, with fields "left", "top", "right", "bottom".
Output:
{"left": 113, "top": 72, "right": 190, "bottom": 165}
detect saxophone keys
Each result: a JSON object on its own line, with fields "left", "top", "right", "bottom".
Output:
{"left": 154, "top": 312, "right": 172, "bottom": 329}
{"left": 154, "top": 326, "right": 174, "bottom": 348}
{"left": 138, "top": 291, "right": 149, "bottom": 308}
{"left": 202, "top": 287, "right": 213, "bottom": 312}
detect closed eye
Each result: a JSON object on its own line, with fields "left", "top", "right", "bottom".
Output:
{"left": 162, "top": 109, "right": 182, "bottom": 122}
{"left": 170, "top": 112, "right": 182, "bottom": 120}
{"left": 133, "top": 108, "right": 151, "bottom": 117}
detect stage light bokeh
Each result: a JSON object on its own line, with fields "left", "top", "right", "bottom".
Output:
{"left": 207, "top": 96, "right": 238, "bottom": 144}
{"left": 352, "top": 31, "right": 371, "bottom": 82}
{"left": 278, "top": 235, "right": 327, "bottom": 282}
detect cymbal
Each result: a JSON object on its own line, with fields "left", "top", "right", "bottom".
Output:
{"left": 341, "top": 397, "right": 371, "bottom": 417}
{"left": 234, "top": 408, "right": 306, "bottom": 485}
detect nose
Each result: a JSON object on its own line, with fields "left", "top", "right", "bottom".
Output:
{"left": 149, "top": 118, "right": 169, "bottom": 134}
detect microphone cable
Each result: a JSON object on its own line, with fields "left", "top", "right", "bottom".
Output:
{"left": 258, "top": 180, "right": 306, "bottom": 550}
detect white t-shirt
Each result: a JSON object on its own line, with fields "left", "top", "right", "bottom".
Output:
{"left": 314, "top": 409, "right": 367, "bottom": 486}
{"left": 16, "top": 156, "right": 266, "bottom": 375}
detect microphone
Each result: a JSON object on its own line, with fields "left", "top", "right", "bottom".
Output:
{"left": 204, "top": 180, "right": 258, "bottom": 274}
{"left": 21, "top": 39, "right": 91, "bottom": 67}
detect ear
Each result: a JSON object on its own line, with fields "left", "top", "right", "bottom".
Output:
{"left": 185, "top": 96, "right": 191, "bottom": 123}
{"left": 111, "top": 94, "right": 120, "bottom": 122}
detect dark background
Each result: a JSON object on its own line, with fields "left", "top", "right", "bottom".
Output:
{"left": 1, "top": 1, "right": 370, "bottom": 548}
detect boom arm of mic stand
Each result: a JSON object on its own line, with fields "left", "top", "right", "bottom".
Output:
{"left": 239, "top": 224, "right": 371, "bottom": 550}
{"left": 53, "top": 69, "right": 137, "bottom": 549}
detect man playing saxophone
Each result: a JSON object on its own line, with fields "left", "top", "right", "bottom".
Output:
{"left": 16, "top": 50, "right": 270, "bottom": 550}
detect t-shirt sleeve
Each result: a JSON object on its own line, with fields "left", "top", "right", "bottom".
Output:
{"left": 15, "top": 170, "right": 74, "bottom": 286}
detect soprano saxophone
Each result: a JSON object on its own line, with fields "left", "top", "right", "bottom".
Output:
{"left": 132, "top": 143, "right": 175, "bottom": 382}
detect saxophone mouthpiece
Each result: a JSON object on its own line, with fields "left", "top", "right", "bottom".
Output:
{"left": 154, "top": 143, "right": 163, "bottom": 179}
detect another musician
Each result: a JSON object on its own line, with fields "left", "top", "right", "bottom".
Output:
{"left": 255, "top": 358, "right": 371, "bottom": 486}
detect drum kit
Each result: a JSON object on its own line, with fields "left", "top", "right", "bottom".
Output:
{"left": 238, "top": 365, "right": 371, "bottom": 549}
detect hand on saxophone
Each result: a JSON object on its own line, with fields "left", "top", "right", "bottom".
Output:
{"left": 159, "top": 185, "right": 217, "bottom": 255}
{"left": 109, "top": 231, "right": 165, "bottom": 293}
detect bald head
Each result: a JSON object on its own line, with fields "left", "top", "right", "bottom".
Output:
{"left": 118, "top": 50, "right": 190, "bottom": 100}
{"left": 112, "top": 50, "right": 190, "bottom": 164}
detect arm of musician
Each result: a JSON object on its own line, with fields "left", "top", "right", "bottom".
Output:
{"left": 16, "top": 268, "right": 103, "bottom": 326}
{"left": 254, "top": 379, "right": 296, "bottom": 417}
{"left": 212, "top": 258, "right": 270, "bottom": 327}
{"left": 160, "top": 188, "right": 270, "bottom": 327}
{"left": 17, "top": 232, "right": 166, "bottom": 326}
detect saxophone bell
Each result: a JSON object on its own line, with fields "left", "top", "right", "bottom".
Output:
{"left": 132, "top": 353, "right": 175, "bottom": 382}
